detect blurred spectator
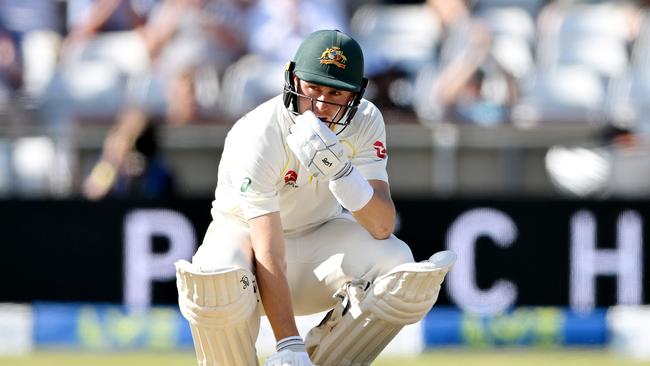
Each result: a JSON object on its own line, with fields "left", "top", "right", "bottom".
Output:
{"left": 142, "top": 0, "right": 250, "bottom": 78}
{"left": 247, "top": 0, "right": 347, "bottom": 64}
{"left": 0, "top": 27, "right": 21, "bottom": 102}
{"left": 413, "top": 0, "right": 519, "bottom": 126}
{"left": 47, "top": 0, "right": 155, "bottom": 118}
{"left": 219, "top": 0, "right": 348, "bottom": 117}
{"left": 59, "top": 0, "right": 154, "bottom": 76}
{"left": 0, "top": 0, "right": 61, "bottom": 97}
{"left": 33, "top": 0, "right": 157, "bottom": 197}
{"left": 347, "top": 2, "right": 442, "bottom": 111}
{"left": 82, "top": 0, "right": 253, "bottom": 200}
{"left": 64, "top": 0, "right": 150, "bottom": 49}
{"left": 106, "top": 120, "right": 176, "bottom": 199}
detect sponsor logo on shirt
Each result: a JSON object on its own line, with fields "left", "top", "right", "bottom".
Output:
{"left": 240, "top": 275, "right": 250, "bottom": 290}
{"left": 240, "top": 177, "right": 252, "bottom": 192}
{"left": 284, "top": 170, "right": 298, "bottom": 188}
{"left": 373, "top": 141, "right": 387, "bottom": 159}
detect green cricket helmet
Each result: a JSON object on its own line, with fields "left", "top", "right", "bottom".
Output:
{"left": 283, "top": 29, "right": 368, "bottom": 133}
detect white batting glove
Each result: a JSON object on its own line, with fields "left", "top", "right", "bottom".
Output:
{"left": 264, "top": 349, "right": 315, "bottom": 366}
{"left": 287, "top": 111, "right": 352, "bottom": 181}
{"left": 264, "top": 336, "right": 315, "bottom": 366}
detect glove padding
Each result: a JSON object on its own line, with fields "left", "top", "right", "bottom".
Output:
{"left": 287, "top": 111, "right": 352, "bottom": 181}
{"left": 264, "top": 349, "right": 315, "bottom": 366}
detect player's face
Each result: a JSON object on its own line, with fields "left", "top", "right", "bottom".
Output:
{"left": 295, "top": 78, "right": 354, "bottom": 124}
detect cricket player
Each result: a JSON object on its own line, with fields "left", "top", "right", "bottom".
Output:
{"left": 175, "top": 29, "right": 456, "bottom": 366}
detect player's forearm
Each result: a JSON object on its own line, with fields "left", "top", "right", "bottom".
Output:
{"left": 254, "top": 254, "right": 300, "bottom": 340}
{"left": 351, "top": 180, "right": 396, "bottom": 240}
{"left": 249, "top": 213, "right": 300, "bottom": 341}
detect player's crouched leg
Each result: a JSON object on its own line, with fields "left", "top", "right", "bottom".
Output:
{"left": 305, "top": 249, "right": 456, "bottom": 366}
{"left": 366, "top": 235, "right": 415, "bottom": 279}
{"left": 176, "top": 260, "right": 261, "bottom": 366}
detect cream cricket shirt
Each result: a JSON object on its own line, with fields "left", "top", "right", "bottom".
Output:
{"left": 211, "top": 95, "right": 389, "bottom": 234}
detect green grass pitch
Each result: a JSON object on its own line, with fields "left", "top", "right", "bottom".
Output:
{"left": 1, "top": 349, "right": 650, "bottom": 366}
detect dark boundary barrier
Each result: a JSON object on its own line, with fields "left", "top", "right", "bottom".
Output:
{"left": 1, "top": 198, "right": 648, "bottom": 309}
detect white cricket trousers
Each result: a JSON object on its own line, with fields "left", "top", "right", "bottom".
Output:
{"left": 191, "top": 213, "right": 414, "bottom": 316}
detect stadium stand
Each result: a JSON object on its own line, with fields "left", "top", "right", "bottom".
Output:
{"left": 0, "top": 0, "right": 648, "bottom": 198}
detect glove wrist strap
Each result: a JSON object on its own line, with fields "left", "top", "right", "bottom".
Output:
{"left": 331, "top": 161, "right": 353, "bottom": 181}
{"left": 276, "top": 335, "right": 306, "bottom": 353}
{"left": 329, "top": 166, "right": 374, "bottom": 212}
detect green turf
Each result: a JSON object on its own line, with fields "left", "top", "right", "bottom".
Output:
{"left": 1, "top": 349, "right": 649, "bottom": 366}
{"left": 376, "top": 349, "right": 650, "bottom": 366}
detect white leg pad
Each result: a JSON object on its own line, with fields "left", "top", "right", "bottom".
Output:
{"left": 305, "top": 251, "right": 456, "bottom": 366}
{"left": 175, "top": 260, "right": 261, "bottom": 366}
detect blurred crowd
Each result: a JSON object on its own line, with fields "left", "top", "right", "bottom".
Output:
{"left": 0, "top": 0, "right": 649, "bottom": 199}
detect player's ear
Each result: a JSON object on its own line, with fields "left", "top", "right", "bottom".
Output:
{"left": 293, "top": 75, "right": 301, "bottom": 91}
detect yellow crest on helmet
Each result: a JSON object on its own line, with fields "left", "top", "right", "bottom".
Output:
{"left": 319, "top": 47, "right": 348, "bottom": 69}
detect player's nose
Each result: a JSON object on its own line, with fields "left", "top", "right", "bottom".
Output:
{"left": 313, "top": 99, "right": 331, "bottom": 119}
{"left": 314, "top": 98, "right": 329, "bottom": 111}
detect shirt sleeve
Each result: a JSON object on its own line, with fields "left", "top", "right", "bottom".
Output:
{"left": 349, "top": 107, "right": 389, "bottom": 183}
{"left": 230, "top": 124, "right": 285, "bottom": 221}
